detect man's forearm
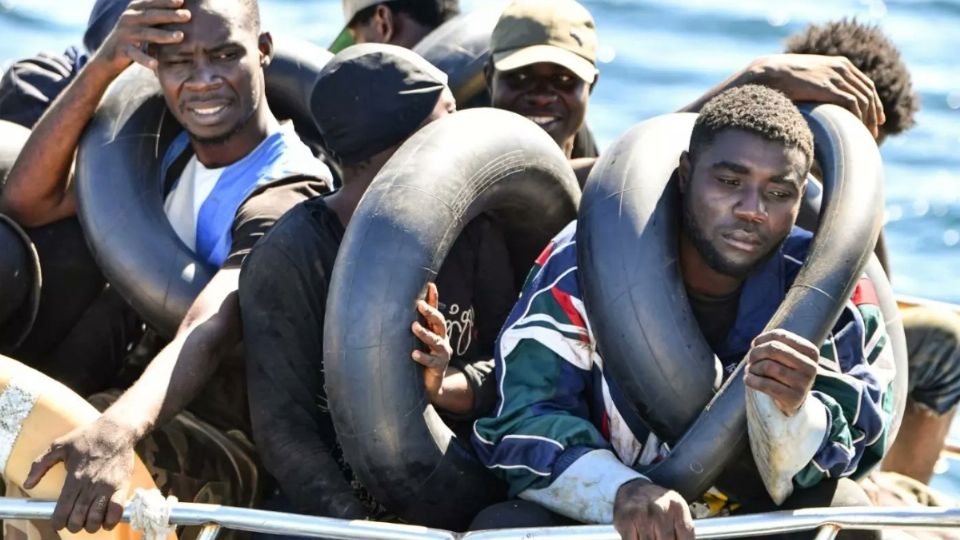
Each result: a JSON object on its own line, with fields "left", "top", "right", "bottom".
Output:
{"left": 99, "top": 315, "right": 237, "bottom": 441}
{"left": 679, "top": 62, "right": 761, "bottom": 113}
{"left": 0, "top": 59, "right": 124, "bottom": 226}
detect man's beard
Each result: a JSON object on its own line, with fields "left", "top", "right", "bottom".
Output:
{"left": 681, "top": 197, "right": 776, "bottom": 279}
{"left": 186, "top": 104, "right": 257, "bottom": 146}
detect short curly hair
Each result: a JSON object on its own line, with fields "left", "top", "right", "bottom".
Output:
{"left": 785, "top": 18, "right": 918, "bottom": 140}
{"left": 690, "top": 84, "right": 814, "bottom": 170}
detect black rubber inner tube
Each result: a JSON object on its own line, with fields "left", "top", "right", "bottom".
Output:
{"left": 323, "top": 108, "right": 581, "bottom": 529}
{"left": 414, "top": 6, "right": 502, "bottom": 108}
{"left": 577, "top": 104, "right": 907, "bottom": 500}
{"left": 0, "top": 120, "right": 41, "bottom": 352}
{"left": 74, "top": 38, "right": 332, "bottom": 336}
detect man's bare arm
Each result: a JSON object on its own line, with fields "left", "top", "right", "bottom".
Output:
{"left": 23, "top": 268, "right": 241, "bottom": 533}
{"left": 0, "top": 0, "right": 189, "bottom": 227}
{"left": 679, "top": 54, "right": 885, "bottom": 138}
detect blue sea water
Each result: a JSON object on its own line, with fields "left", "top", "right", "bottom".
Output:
{"left": 1, "top": 0, "right": 958, "bottom": 495}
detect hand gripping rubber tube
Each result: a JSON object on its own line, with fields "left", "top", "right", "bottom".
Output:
{"left": 577, "top": 104, "right": 905, "bottom": 501}
{"left": 74, "top": 39, "right": 332, "bottom": 337}
{"left": 323, "top": 108, "right": 581, "bottom": 529}
{"left": 0, "top": 355, "right": 176, "bottom": 540}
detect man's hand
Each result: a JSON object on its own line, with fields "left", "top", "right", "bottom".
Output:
{"left": 744, "top": 329, "right": 820, "bottom": 415}
{"left": 411, "top": 282, "right": 453, "bottom": 404}
{"left": 614, "top": 479, "right": 695, "bottom": 540}
{"left": 92, "top": 0, "right": 191, "bottom": 73}
{"left": 745, "top": 54, "right": 886, "bottom": 139}
{"left": 22, "top": 419, "right": 137, "bottom": 533}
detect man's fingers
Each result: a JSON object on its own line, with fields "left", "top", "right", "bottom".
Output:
{"left": 752, "top": 330, "right": 819, "bottom": 360}
{"left": 411, "top": 321, "right": 445, "bottom": 351}
{"left": 411, "top": 350, "right": 445, "bottom": 370}
{"left": 653, "top": 515, "right": 677, "bottom": 540}
{"left": 748, "top": 359, "right": 804, "bottom": 388}
{"left": 130, "top": 26, "right": 185, "bottom": 46}
{"left": 23, "top": 446, "right": 66, "bottom": 489}
{"left": 835, "top": 75, "right": 878, "bottom": 137}
{"left": 67, "top": 487, "right": 96, "bottom": 533}
{"left": 416, "top": 300, "right": 447, "bottom": 336}
{"left": 842, "top": 59, "right": 886, "bottom": 127}
{"left": 748, "top": 341, "right": 816, "bottom": 374}
{"left": 129, "top": 0, "right": 185, "bottom": 10}
{"left": 745, "top": 371, "right": 800, "bottom": 409}
{"left": 84, "top": 491, "right": 111, "bottom": 534}
{"left": 126, "top": 45, "right": 158, "bottom": 70}
{"left": 426, "top": 282, "right": 439, "bottom": 310}
{"left": 50, "top": 478, "right": 81, "bottom": 530}
{"left": 613, "top": 519, "right": 639, "bottom": 540}
{"left": 675, "top": 506, "right": 696, "bottom": 540}
{"left": 103, "top": 490, "right": 126, "bottom": 531}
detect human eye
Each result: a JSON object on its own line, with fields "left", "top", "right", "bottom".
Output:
{"left": 162, "top": 56, "right": 190, "bottom": 66}
{"left": 505, "top": 71, "right": 529, "bottom": 85}
{"left": 216, "top": 50, "right": 239, "bottom": 61}
{"left": 717, "top": 176, "right": 740, "bottom": 186}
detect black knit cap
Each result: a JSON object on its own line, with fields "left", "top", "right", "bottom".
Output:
{"left": 310, "top": 43, "right": 448, "bottom": 165}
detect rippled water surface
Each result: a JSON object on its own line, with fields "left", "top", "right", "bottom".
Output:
{"left": 2, "top": 0, "right": 959, "bottom": 492}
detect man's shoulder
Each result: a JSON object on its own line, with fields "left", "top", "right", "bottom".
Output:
{"left": 237, "top": 175, "right": 329, "bottom": 223}
{"left": 535, "top": 221, "right": 579, "bottom": 269}
{"left": 0, "top": 47, "right": 86, "bottom": 128}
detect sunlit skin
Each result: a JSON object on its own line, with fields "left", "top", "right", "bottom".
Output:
{"left": 678, "top": 129, "right": 819, "bottom": 416}
{"left": 487, "top": 62, "right": 592, "bottom": 157}
{"left": 678, "top": 129, "right": 808, "bottom": 298}
{"left": 348, "top": 4, "right": 432, "bottom": 49}
{"left": 154, "top": 0, "right": 275, "bottom": 167}
{"left": 615, "top": 129, "right": 816, "bottom": 540}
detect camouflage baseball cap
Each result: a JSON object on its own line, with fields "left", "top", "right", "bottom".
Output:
{"left": 491, "top": 0, "right": 598, "bottom": 83}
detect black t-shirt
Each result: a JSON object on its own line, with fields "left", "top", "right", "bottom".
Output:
{"left": 687, "top": 288, "right": 741, "bottom": 352}
{"left": 187, "top": 175, "right": 329, "bottom": 434}
{"left": 239, "top": 197, "right": 517, "bottom": 517}
{"left": 223, "top": 175, "right": 331, "bottom": 268}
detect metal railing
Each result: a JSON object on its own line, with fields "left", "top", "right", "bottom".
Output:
{"left": 1, "top": 498, "right": 958, "bottom": 539}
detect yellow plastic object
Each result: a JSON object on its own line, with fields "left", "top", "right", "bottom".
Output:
{"left": 0, "top": 355, "right": 176, "bottom": 540}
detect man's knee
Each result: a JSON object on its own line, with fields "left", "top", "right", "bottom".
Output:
{"left": 904, "top": 306, "right": 960, "bottom": 415}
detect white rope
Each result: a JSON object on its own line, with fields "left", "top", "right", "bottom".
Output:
{"left": 128, "top": 488, "right": 178, "bottom": 540}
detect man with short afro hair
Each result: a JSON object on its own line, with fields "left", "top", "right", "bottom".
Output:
{"left": 689, "top": 84, "right": 814, "bottom": 169}
{"left": 471, "top": 85, "right": 892, "bottom": 539}
{"left": 785, "top": 18, "right": 918, "bottom": 143}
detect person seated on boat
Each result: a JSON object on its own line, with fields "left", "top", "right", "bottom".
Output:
{"left": 0, "top": 0, "right": 140, "bottom": 398}
{"left": 785, "top": 18, "right": 960, "bottom": 488}
{"left": 0, "top": 0, "right": 128, "bottom": 129}
{"left": 484, "top": 1, "right": 887, "bottom": 189}
{"left": 3, "top": 0, "right": 333, "bottom": 534}
{"left": 471, "top": 85, "right": 895, "bottom": 540}
{"left": 239, "top": 43, "right": 517, "bottom": 519}
{"left": 331, "top": 0, "right": 459, "bottom": 52}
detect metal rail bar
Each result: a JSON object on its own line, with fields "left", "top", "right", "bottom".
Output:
{"left": 1, "top": 498, "right": 958, "bottom": 540}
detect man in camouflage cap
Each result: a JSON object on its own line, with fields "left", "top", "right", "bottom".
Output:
{"left": 331, "top": 0, "right": 459, "bottom": 52}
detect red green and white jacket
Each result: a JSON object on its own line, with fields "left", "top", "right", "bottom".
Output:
{"left": 472, "top": 222, "right": 896, "bottom": 523}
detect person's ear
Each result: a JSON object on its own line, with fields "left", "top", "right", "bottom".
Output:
{"left": 375, "top": 4, "right": 395, "bottom": 43}
{"left": 678, "top": 151, "right": 692, "bottom": 193}
{"left": 258, "top": 32, "right": 273, "bottom": 67}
